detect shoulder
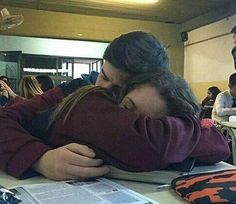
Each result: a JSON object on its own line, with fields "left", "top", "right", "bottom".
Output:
{"left": 217, "top": 90, "right": 229, "bottom": 98}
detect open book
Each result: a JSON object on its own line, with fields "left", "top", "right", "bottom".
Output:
{"left": 2, "top": 178, "right": 159, "bottom": 204}
{"left": 106, "top": 161, "right": 236, "bottom": 184}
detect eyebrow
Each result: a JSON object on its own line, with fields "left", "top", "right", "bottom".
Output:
{"left": 101, "top": 68, "right": 122, "bottom": 88}
{"left": 101, "top": 68, "right": 110, "bottom": 81}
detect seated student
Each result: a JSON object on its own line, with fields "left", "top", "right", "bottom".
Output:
{"left": 36, "top": 75, "right": 54, "bottom": 92}
{"left": 200, "top": 86, "right": 221, "bottom": 119}
{"left": 212, "top": 73, "right": 236, "bottom": 122}
{"left": 0, "top": 86, "right": 8, "bottom": 106}
{"left": 0, "top": 80, "right": 18, "bottom": 106}
{"left": 0, "top": 75, "right": 44, "bottom": 106}
{"left": 0, "top": 76, "right": 10, "bottom": 86}
{"left": 0, "top": 76, "right": 13, "bottom": 106}
{"left": 19, "top": 75, "right": 43, "bottom": 99}
{"left": 0, "top": 70, "right": 230, "bottom": 179}
{"left": 4, "top": 75, "right": 44, "bottom": 106}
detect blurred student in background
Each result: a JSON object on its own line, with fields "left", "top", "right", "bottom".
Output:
{"left": 200, "top": 86, "right": 221, "bottom": 118}
{"left": 231, "top": 25, "right": 236, "bottom": 69}
{"left": 19, "top": 75, "right": 43, "bottom": 99}
{"left": 212, "top": 73, "right": 236, "bottom": 122}
{"left": 36, "top": 75, "right": 54, "bottom": 92}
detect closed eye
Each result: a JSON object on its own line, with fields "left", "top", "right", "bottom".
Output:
{"left": 121, "top": 97, "right": 137, "bottom": 112}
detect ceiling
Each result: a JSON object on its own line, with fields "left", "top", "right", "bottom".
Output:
{"left": 0, "top": 0, "right": 235, "bottom": 24}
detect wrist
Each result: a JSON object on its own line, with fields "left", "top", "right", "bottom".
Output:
{"left": 9, "top": 92, "right": 17, "bottom": 99}
{"left": 32, "top": 152, "right": 48, "bottom": 175}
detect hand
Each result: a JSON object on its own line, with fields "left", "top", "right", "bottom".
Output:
{"left": 33, "top": 143, "right": 110, "bottom": 181}
{"left": 0, "top": 89, "right": 9, "bottom": 98}
{"left": 0, "top": 80, "right": 17, "bottom": 99}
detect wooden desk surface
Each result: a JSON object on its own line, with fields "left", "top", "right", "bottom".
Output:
{"left": 0, "top": 170, "right": 187, "bottom": 204}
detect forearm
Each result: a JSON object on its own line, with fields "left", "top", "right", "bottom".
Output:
{"left": 216, "top": 107, "right": 236, "bottom": 116}
{"left": 0, "top": 87, "right": 64, "bottom": 177}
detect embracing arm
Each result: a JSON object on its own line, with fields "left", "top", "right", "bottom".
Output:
{"left": 0, "top": 83, "right": 109, "bottom": 180}
{"left": 0, "top": 87, "right": 64, "bottom": 177}
{"left": 52, "top": 93, "right": 230, "bottom": 171}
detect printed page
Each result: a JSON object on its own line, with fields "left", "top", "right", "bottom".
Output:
{"left": 11, "top": 178, "right": 158, "bottom": 204}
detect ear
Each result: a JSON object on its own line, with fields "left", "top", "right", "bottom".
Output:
{"left": 229, "top": 84, "right": 232, "bottom": 89}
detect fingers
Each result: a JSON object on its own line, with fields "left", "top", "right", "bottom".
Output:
{"left": 65, "top": 165, "right": 110, "bottom": 180}
{"left": 65, "top": 143, "right": 96, "bottom": 158}
{"left": 34, "top": 144, "right": 109, "bottom": 181}
{"left": 0, "top": 80, "right": 8, "bottom": 88}
{"left": 65, "top": 150, "right": 103, "bottom": 167}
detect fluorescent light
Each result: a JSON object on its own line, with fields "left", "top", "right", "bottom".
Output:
{"left": 103, "top": 0, "right": 159, "bottom": 4}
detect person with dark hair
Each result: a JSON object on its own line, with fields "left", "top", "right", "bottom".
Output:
{"left": 0, "top": 80, "right": 18, "bottom": 106}
{"left": 231, "top": 25, "right": 236, "bottom": 69}
{"left": 212, "top": 73, "right": 236, "bottom": 122}
{"left": 0, "top": 76, "right": 10, "bottom": 86}
{"left": 200, "top": 86, "right": 221, "bottom": 118}
{"left": 36, "top": 75, "right": 54, "bottom": 92}
{"left": 96, "top": 31, "right": 168, "bottom": 89}
{"left": 0, "top": 31, "right": 229, "bottom": 181}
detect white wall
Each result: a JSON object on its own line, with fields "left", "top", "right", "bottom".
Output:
{"left": 184, "top": 14, "right": 236, "bottom": 101}
{"left": 0, "top": 35, "right": 108, "bottom": 58}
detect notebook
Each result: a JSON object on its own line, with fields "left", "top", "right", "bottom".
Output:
{"left": 106, "top": 161, "right": 236, "bottom": 184}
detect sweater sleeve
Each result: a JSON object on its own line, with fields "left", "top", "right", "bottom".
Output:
{"left": 0, "top": 87, "right": 65, "bottom": 178}
{"left": 7, "top": 95, "right": 25, "bottom": 106}
{"left": 51, "top": 93, "right": 230, "bottom": 171}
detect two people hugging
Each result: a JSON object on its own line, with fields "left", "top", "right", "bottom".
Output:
{"left": 0, "top": 31, "right": 230, "bottom": 181}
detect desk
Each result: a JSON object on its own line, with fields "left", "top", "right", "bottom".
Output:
{"left": 219, "top": 122, "right": 236, "bottom": 165}
{"left": 0, "top": 170, "right": 187, "bottom": 204}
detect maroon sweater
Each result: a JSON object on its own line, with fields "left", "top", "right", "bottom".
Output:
{"left": 0, "top": 87, "right": 230, "bottom": 178}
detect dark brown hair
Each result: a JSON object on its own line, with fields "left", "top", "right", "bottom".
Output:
{"left": 119, "top": 70, "right": 200, "bottom": 117}
{"left": 103, "top": 31, "right": 169, "bottom": 75}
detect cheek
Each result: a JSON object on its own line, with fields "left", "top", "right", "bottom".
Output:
{"left": 95, "top": 74, "right": 102, "bottom": 86}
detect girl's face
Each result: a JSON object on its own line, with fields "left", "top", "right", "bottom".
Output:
{"left": 207, "top": 90, "right": 213, "bottom": 99}
{"left": 120, "top": 84, "right": 167, "bottom": 118}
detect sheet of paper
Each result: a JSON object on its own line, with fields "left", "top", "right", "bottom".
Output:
{"left": 11, "top": 178, "right": 159, "bottom": 204}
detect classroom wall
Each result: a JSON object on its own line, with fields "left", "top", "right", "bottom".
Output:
{"left": 0, "top": 35, "right": 108, "bottom": 58}
{"left": 0, "top": 7, "right": 184, "bottom": 75}
{"left": 184, "top": 14, "right": 236, "bottom": 102}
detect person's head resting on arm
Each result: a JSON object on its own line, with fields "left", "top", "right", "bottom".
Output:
{"left": 95, "top": 31, "right": 169, "bottom": 92}
{"left": 119, "top": 70, "right": 200, "bottom": 118}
